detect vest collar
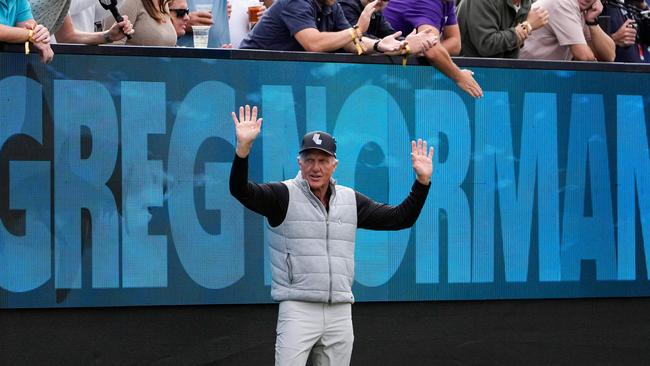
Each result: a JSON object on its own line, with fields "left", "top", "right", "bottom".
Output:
{"left": 294, "top": 172, "right": 337, "bottom": 203}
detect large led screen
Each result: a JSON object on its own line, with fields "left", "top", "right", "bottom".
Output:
{"left": 1, "top": 51, "right": 649, "bottom": 308}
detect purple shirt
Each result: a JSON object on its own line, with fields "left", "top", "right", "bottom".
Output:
{"left": 383, "top": 0, "right": 457, "bottom": 36}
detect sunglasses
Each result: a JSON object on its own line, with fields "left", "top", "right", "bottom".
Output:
{"left": 170, "top": 8, "right": 190, "bottom": 17}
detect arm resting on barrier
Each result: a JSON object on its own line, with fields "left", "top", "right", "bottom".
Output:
{"left": 587, "top": 24, "right": 616, "bottom": 62}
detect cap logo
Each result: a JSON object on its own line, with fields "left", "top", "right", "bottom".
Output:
{"left": 312, "top": 133, "right": 322, "bottom": 145}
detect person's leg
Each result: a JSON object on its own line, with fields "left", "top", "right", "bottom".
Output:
{"left": 275, "top": 301, "right": 324, "bottom": 366}
{"left": 310, "top": 303, "right": 353, "bottom": 366}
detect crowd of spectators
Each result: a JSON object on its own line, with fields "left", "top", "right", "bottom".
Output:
{"left": 1, "top": 0, "right": 647, "bottom": 91}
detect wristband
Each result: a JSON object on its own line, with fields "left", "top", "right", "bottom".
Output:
{"left": 25, "top": 29, "right": 34, "bottom": 55}
{"left": 349, "top": 27, "right": 364, "bottom": 55}
{"left": 401, "top": 44, "right": 411, "bottom": 67}
{"left": 353, "top": 39, "right": 364, "bottom": 55}
{"left": 352, "top": 24, "right": 362, "bottom": 38}
{"left": 348, "top": 27, "right": 357, "bottom": 42}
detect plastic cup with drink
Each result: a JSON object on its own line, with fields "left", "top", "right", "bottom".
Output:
{"left": 192, "top": 25, "right": 211, "bottom": 48}
{"left": 192, "top": 1, "right": 212, "bottom": 48}
{"left": 247, "top": 0, "right": 263, "bottom": 29}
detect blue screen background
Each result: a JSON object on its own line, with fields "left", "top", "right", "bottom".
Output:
{"left": 1, "top": 52, "right": 649, "bottom": 308}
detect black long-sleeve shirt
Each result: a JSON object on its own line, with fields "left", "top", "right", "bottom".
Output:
{"left": 229, "top": 155, "right": 430, "bottom": 229}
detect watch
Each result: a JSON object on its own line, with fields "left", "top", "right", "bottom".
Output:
{"left": 373, "top": 40, "right": 381, "bottom": 53}
{"left": 585, "top": 18, "right": 599, "bottom": 26}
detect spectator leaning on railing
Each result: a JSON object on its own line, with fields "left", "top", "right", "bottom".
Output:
{"left": 239, "top": 0, "right": 436, "bottom": 56}
{"left": 103, "top": 0, "right": 176, "bottom": 46}
{"left": 519, "top": 0, "right": 615, "bottom": 61}
{"left": 0, "top": 0, "right": 54, "bottom": 63}
{"left": 383, "top": 0, "right": 483, "bottom": 98}
{"left": 338, "top": 0, "right": 438, "bottom": 52}
{"left": 457, "top": 0, "right": 549, "bottom": 58}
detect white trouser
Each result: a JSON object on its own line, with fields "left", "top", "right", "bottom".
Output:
{"left": 275, "top": 300, "right": 354, "bottom": 366}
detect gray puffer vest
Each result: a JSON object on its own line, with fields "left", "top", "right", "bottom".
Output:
{"left": 267, "top": 173, "right": 357, "bottom": 304}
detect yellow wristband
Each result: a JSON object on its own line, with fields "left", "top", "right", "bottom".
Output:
{"left": 24, "top": 29, "right": 33, "bottom": 55}
{"left": 352, "top": 24, "right": 363, "bottom": 38}
{"left": 349, "top": 26, "right": 365, "bottom": 55}
{"left": 354, "top": 39, "right": 363, "bottom": 55}
{"left": 349, "top": 27, "right": 357, "bottom": 42}
{"left": 401, "top": 45, "right": 411, "bottom": 67}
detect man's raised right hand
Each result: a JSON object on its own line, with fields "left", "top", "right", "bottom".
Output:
{"left": 357, "top": 0, "right": 379, "bottom": 34}
{"left": 232, "top": 104, "right": 263, "bottom": 158}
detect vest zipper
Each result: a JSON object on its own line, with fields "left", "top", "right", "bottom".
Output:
{"left": 303, "top": 180, "right": 334, "bottom": 304}
{"left": 316, "top": 198, "right": 332, "bottom": 303}
{"left": 310, "top": 190, "right": 332, "bottom": 303}
{"left": 326, "top": 215, "right": 332, "bottom": 303}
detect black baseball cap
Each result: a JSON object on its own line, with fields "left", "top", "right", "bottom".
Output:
{"left": 299, "top": 131, "right": 337, "bottom": 157}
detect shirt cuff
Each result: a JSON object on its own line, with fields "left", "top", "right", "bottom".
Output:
{"left": 413, "top": 179, "right": 431, "bottom": 190}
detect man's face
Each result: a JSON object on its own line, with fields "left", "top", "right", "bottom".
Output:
{"left": 298, "top": 150, "right": 338, "bottom": 193}
{"left": 578, "top": 0, "right": 598, "bottom": 11}
{"left": 169, "top": 0, "right": 190, "bottom": 37}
